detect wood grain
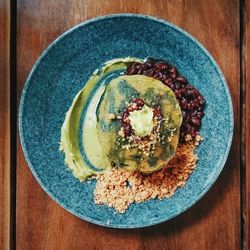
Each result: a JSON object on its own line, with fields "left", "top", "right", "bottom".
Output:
{"left": 0, "top": 0, "right": 11, "bottom": 249}
{"left": 244, "top": 0, "right": 249, "bottom": 248}
{"left": 16, "top": 0, "right": 240, "bottom": 249}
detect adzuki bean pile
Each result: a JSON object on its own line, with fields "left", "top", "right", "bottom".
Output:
{"left": 125, "top": 58, "right": 206, "bottom": 142}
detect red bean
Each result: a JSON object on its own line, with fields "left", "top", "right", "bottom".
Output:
{"left": 180, "top": 99, "right": 188, "bottom": 109}
{"left": 155, "top": 62, "right": 167, "bottom": 70}
{"left": 125, "top": 58, "right": 206, "bottom": 141}
{"left": 164, "top": 78, "right": 172, "bottom": 85}
{"left": 193, "top": 99, "right": 200, "bottom": 107}
{"left": 134, "top": 98, "right": 144, "bottom": 107}
{"left": 174, "top": 82, "right": 180, "bottom": 89}
{"left": 186, "top": 89, "right": 194, "bottom": 98}
{"left": 153, "top": 106, "right": 162, "bottom": 118}
{"left": 162, "top": 74, "right": 169, "bottom": 81}
{"left": 169, "top": 67, "right": 176, "bottom": 73}
{"left": 127, "top": 105, "right": 134, "bottom": 112}
{"left": 176, "top": 76, "right": 187, "bottom": 83}
{"left": 170, "top": 72, "right": 176, "bottom": 78}
{"left": 123, "top": 124, "right": 132, "bottom": 136}
{"left": 174, "top": 89, "right": 182, "bottom": 98}
{"left": 189, "top": 127, "right": 197, "bottom": 137}
{"left": 192, "top": 88, "right": 200, "bottom": 96}
{"left": 127, "top": 67, "right": 138, "bottom": 75}
{"left": 198, "top": 95, "right": 206, "bottom": 105}
{"left": 158, "top": 71, "right": 163, "bottom": 79}
{"left": 122, "top": 111, "right": 130, "bottom": 123}
{"left": 152, "top": 72, "right": 160, "bottom": 79}
{"left": 191, "top": 117, "right": 201, "bottom": 127}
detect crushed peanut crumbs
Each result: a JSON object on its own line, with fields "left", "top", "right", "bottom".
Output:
{"left": 93, "top": 141, "right": 199, "bottom": 213}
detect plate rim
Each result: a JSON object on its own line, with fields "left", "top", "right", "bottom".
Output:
{"left": 18, "top": 13, "right": 234, "bottom": 229}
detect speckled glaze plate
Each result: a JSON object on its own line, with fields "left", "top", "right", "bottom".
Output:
{"left": 19, "top": 14, "right": 233, "bottom": 228}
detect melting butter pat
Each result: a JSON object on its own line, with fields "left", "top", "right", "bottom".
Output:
{"left": 129, "top": 105, "right": 154, "bottom": 137}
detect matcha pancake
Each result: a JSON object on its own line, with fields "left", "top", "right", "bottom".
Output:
{"left": 96, "top": 75, "right": 182, "bottom": 173}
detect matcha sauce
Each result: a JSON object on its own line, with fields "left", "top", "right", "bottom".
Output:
{"left": 60, "top": 57, "right": 142, "bottom": 180}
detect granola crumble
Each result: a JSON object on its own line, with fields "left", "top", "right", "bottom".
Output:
{"left": 94, "top": 141, "right": 199, "bottom": 213}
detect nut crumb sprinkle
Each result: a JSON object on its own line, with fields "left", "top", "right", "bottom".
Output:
{"left": 93, "top": 142, "right": 198, "bottom": 213}
{"left": 107, "top": 113, "right": 116, "bottom": 120}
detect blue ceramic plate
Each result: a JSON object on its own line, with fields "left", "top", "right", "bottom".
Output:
{"left": 19, "top": 14, "right": 233, "bottom": 228}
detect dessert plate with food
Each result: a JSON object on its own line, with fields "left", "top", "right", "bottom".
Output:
{"left": 19, "top": 14, "right": 233, "bottom": 228}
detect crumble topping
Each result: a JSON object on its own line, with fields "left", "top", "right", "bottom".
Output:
{"left": 94, "top": 141, "right": 199, "bottom": 213}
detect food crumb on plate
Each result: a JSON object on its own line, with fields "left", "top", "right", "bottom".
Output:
{"left": 93, "top": 140, "right": 199, "bottom": 213}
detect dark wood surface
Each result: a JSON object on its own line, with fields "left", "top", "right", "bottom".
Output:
{"left": 244, "top": 0, "right": 249, "bottom": 248}
{"left": 0, "top": 0, "right": 247, "bottom": 249}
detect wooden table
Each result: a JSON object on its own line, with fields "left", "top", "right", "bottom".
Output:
{"left": 1, "top": 0, "right": 249, "bottom": 249}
